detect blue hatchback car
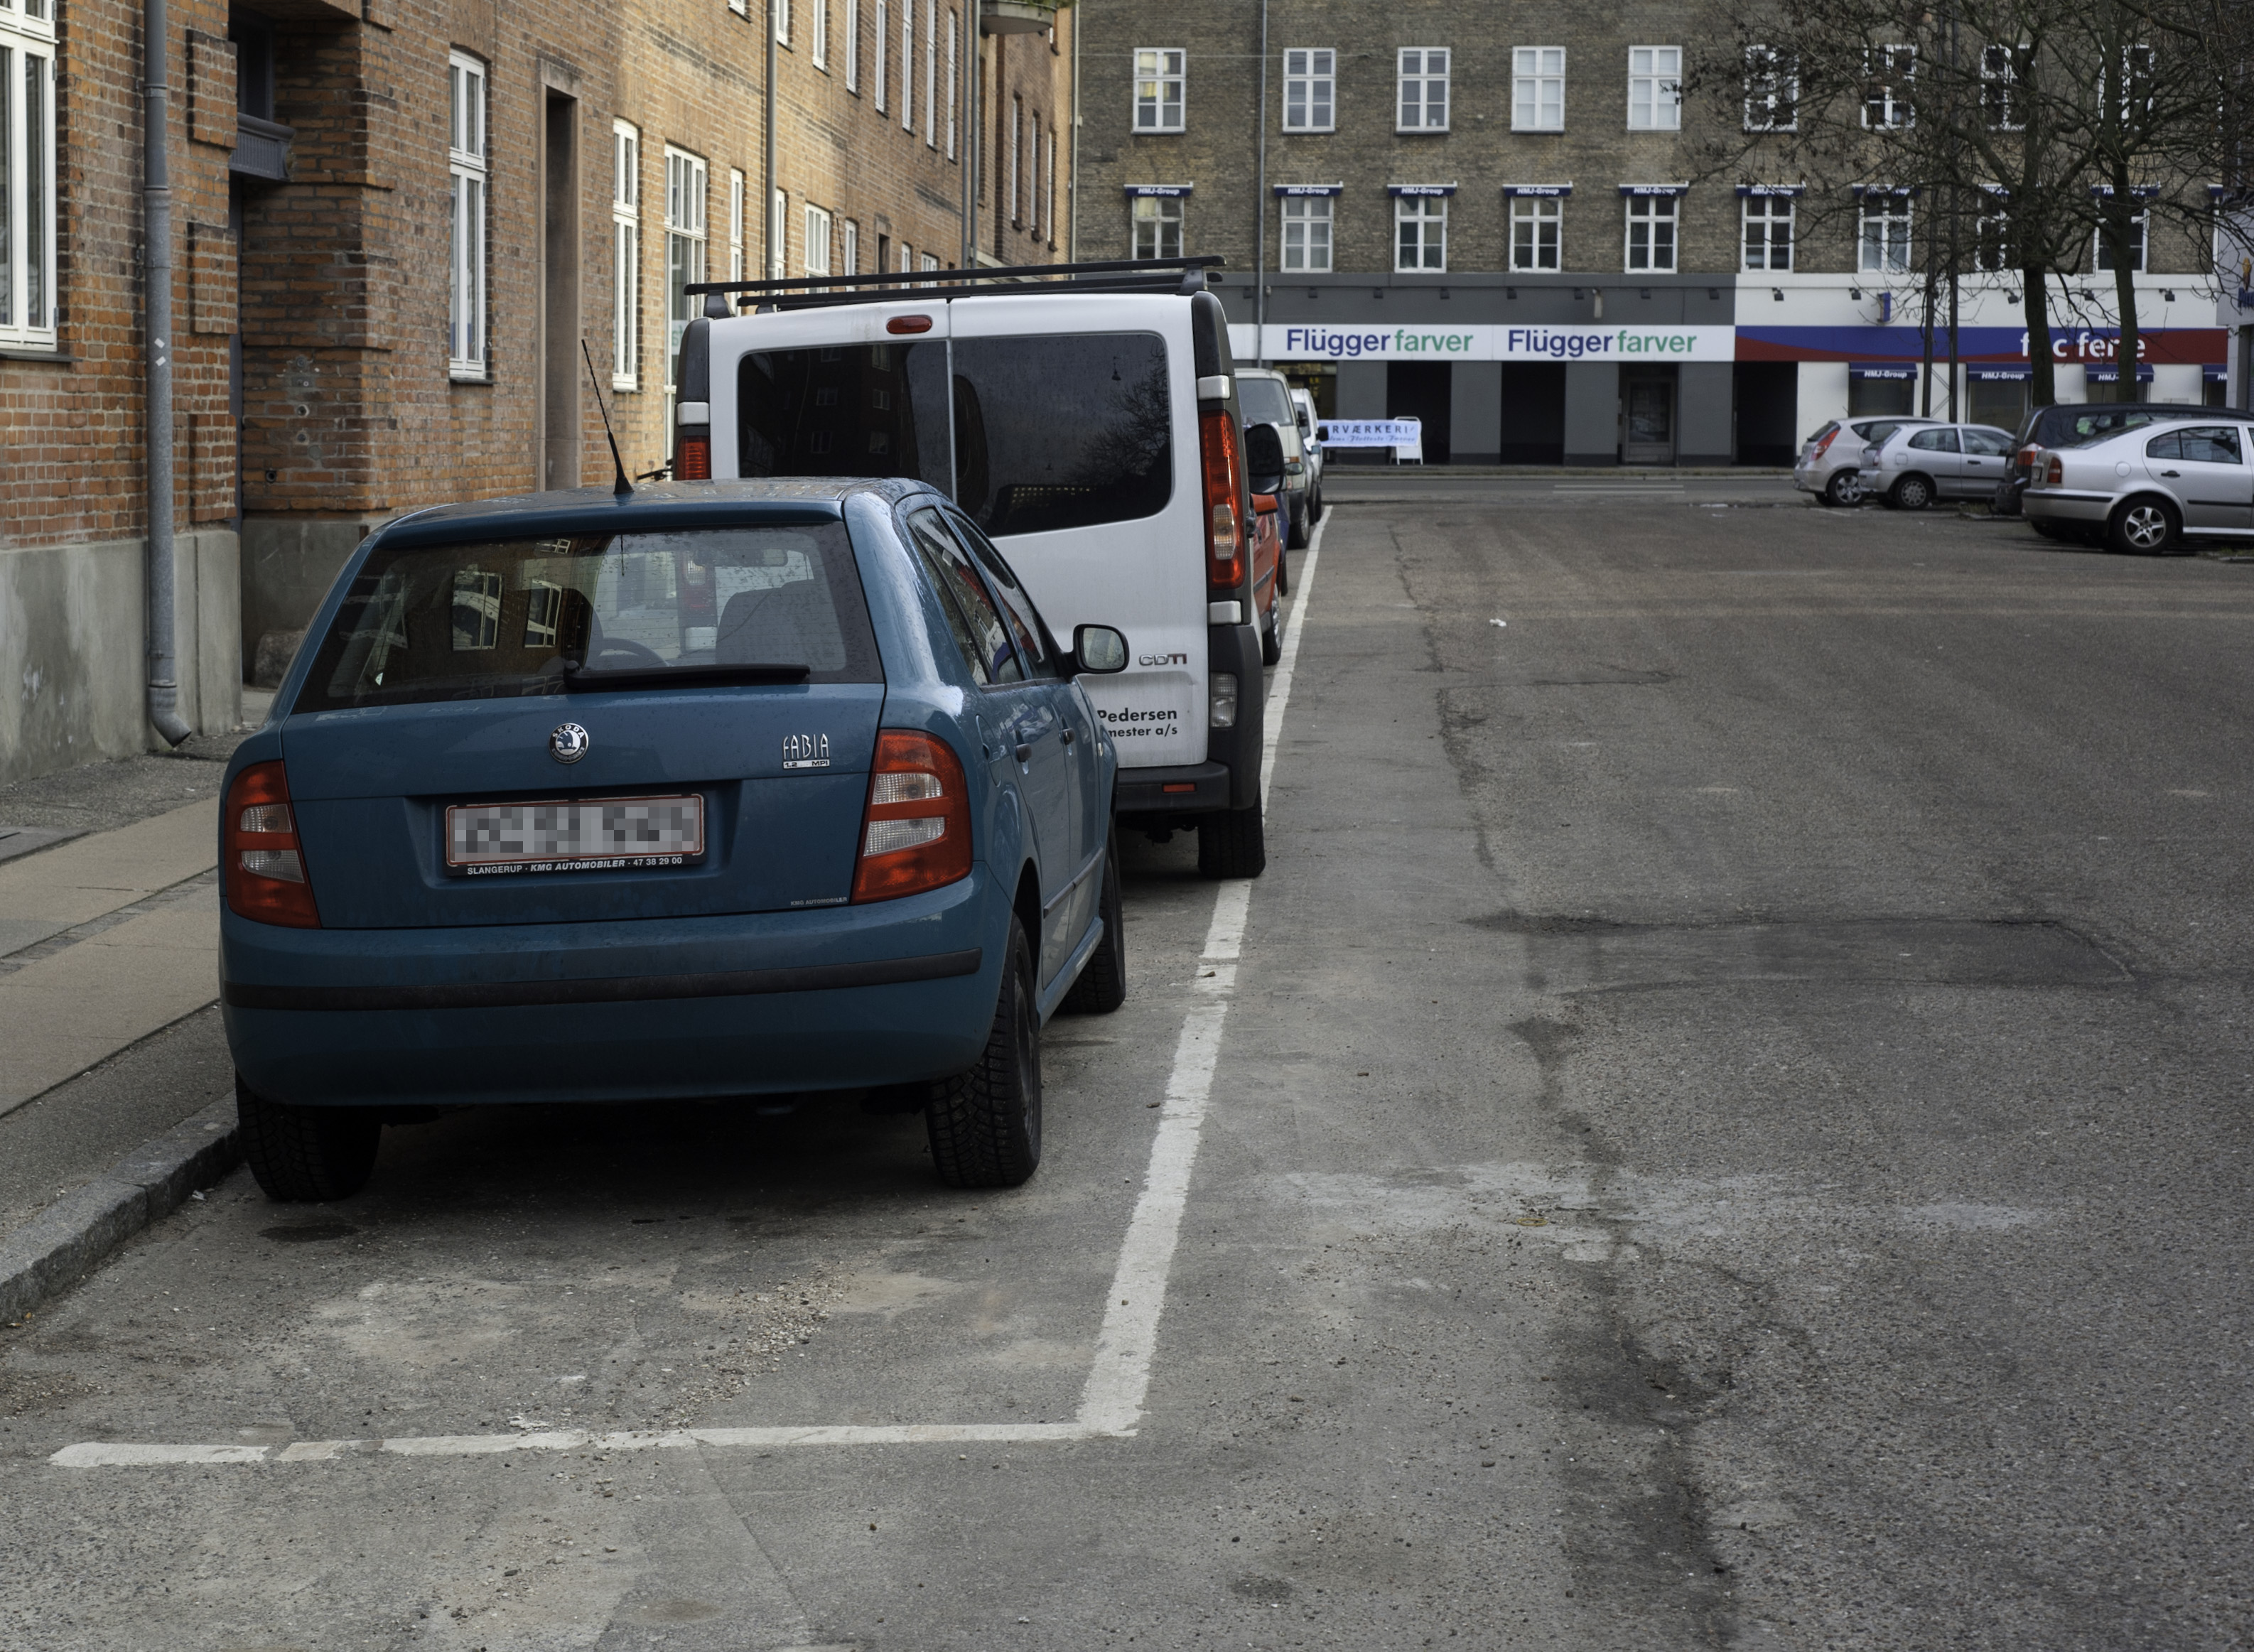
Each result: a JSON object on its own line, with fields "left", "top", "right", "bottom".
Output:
{"left": 219, "top": 478, "right": 1129, "bottom": 1199}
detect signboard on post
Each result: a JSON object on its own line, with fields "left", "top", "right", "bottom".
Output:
{"left": 1317, "top": 417, "right": 1423, "bottom": 463}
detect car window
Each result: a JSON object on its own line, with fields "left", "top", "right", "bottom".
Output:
{"left": 736, "top": 342, "right": 953, "bottom": 489}
{"left": 949, "top": 332, "right": 1175, "bottom": 537}
{"left": 2061, "top": 409, "right": 2159, "bottom": 446}
{"left": 1909, "top": 428, "right": 1960, "bottom": 453}
{"left": 1961, "top": 427, "right": 2012, "bottom": 456}
{"left": 1857, "top": 421, "right": 1906, "bottom": 444}
{"left": 2176, "top": 426, "right": 2245, "bottom": 464}
{"left": 943, "top": 510, "right": 1055, "bottom": 679}
{"left": 906, "top": 507, "right": 1021, "bottom": 685}
{"left": 2145, "top": 430, "right": 2183, "bottom": 461}
{"left": 1237, "top": 374, "right": 1295, "bottom": 426}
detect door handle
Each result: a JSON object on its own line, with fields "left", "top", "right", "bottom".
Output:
{"left": 1014, "top": 743, "right": 1032, "bottom": 763}
{"left": 1059, "top": 728, "right": 1075, "bottom": 747}
{"left": 2161, "top": 469, "right": 2182, "bottom": 477}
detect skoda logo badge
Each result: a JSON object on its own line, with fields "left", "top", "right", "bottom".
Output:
{"left": 549, "top": 722, "right": 591, "bottom": 765}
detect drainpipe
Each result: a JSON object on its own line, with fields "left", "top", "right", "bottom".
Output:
{"left": 1253, "top": 0, "right": 1267, "bottom": 365}
{"left": 763, "top": 0, "right": 777, "bottom": 279}
{"left": 144, "top": 0, "right": 191, "bottom": 747}
{"left": 1067, "top": 0, "right": 1079, "bottom": 260}
{"left": 962, "top": 0, "right": 978, "bottom": 269}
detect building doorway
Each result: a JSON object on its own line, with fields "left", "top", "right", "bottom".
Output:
{"left": 1386, "top": 361, "right": 1452, "bottom": 464}
{"left": 1499, "top": 363, "right": 1565, "bottom": 463}
{"left": 1621, "top": 367, "right": 1675, "bottom": 464}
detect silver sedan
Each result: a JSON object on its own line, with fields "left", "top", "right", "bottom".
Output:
{"left": 1857, "top": 422, "right": 2017, "bottom": 510}
{"left": 2022, "top": 420, "right": 2254, "bottom": 554}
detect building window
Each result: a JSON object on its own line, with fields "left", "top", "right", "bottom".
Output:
{"left": 1134, "top": 48, "right": 1185, "bottom": 132}
{"left": 1742, "top": 45, "right": 1797, "bottom": 131}
{"left": 1395, "top": 195, "right": 1446, "bottom": 271}
{"left": 922, "top": 0, "right": 935, "bottom": 147}
{"left": 2095, "top": 206, "right": 2147, "bottom": 273}
{"left": 1010, "top": 98, "right": 1022, "bottom": 224}
{"left": 1864, "top": 45, "right": 1915, "bottom": 129}
{"left": 1283, "top": 48, "right": 1334, "bottom": 132}
{"left": 775, "top": 0, "right": 790, "bottom": 46}
{"left": 1030, "top": 111, "right": 1042, "bottom": 234}
{"left": 0, "top": 0, "right": 58, "bottom": 348}
{"left": 804, "top": 202, "right": 832, "bottom": 279}
{"left": 770, "top": 188, "right": 787, "bottom": 278}
{"left": 1627, "top": 46, "right": 1681, "bottom": 130}
{"left": 873, "top": 0, "right": 887, "bottom": 109}
{"left": 1046, "top": 129, "right": 1057, "bottom": 247}
{"left": 1981, "top": 42, "right": 2026, "bottom": 130}
{"left": 447, "top": 52, "right": 489, "bottom": 379}
{"left": 1858, "top": 193, "right": 1912, "bottom": 272}
{"left": 1741, "top": 194, "right": 1793, "bottom": 270}
{"left": 1514, "top": 48, "right": 1565, "bottom": 131}
{"left": 945, "top": 9, "right": 957, "bottom": 156}
{"left": 1625, "top": 193, "right": 1677, "bottom": 272}
{"left": 811, "top": 0, "right": 827, "bottom": 67}
{"left": 1976, "top": 195, "right": 2011, "bottom": 271}
{"left": 842, "top": 217, "right": 859, "bottom": 274}
{"left": 1509, "top": 195, "right": 1562, "bottom": 272}
{"left": 611, "top": 120, "right": 640, "bottom": 389}
{"left": 1132, "top": 195, "right": 1182, "bottom": 259}
{"left": 846, "top": 0, "right": 859, "bottom": 90}
{"left": 1398, "top": 48, "right": 1448, "bottom": 132}
{"left": 900, "top": 0, "right": 914, "bottom": 133}
{"left": 1281, "top": 196, "right": 1332, "bottom": 272}
{"left": 664, "top": 146, "right": 707, "bottom": 410}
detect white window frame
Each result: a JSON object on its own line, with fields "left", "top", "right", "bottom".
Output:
{"left": 728, "top": 168, "right": 746, "bottom": 281}
{"left": 804, "top": 203, "right": 833, "bottom": 281}
{"left": 0, "top": 0, "right": 60, "bottom": 349}
{"left": 774, "top": 0, "right": 790, "bottom": 46}
{"left": 1976, "top": 193, "right": 2012, "bottom": 272}
{"left": 1864, "top": 44, "right": 1915, "bottom": 129}
{"left": 1030, "top": 110, "right": 1042, "bottom": 233}
{"left": 1281, "top": 195, "right": 1333, "bottom": 273}
{"left": 1858, "top": 193, "right": 1913, "bottom": 274}
{"left": 663, "top": 146, "right": 708, "bottom": 416}
{"left": 1132, "top": 195, "right": 1183, "bottom": 259}
{"left": 1627, "top": 46, "right": 1681, "bottom": 131}
{"left": 901, "top": 0, "right": 915, "bottom": 133}
{"left": 845, "top": 0, "right": 859, "bottom": 90}
{"left": 1283, "top": 48, "right": 1334, "bottom": 133}
{"left": 1134, "top": 48, "right": 1185, "bottom": 133}
{"left": 1514, "top": 47, "right": 1565, "bottom": 132}
{"left": 611, "top": 120, "right": 640, "bottom": 389}
{"left": 448, "top": 53, "right": 490, "bottom": 379}
{"left": 923, "top": 0, "right": 937, "bottom": 148}
{"left": 873, "top": 0, "right": 888, "bottom": 109}
{"left": 1742, "top": 45, "right": 1797, "bottom": 131}
{"left": 945, "top": 9, "right": 957, "bottom": 156}
{"left": 770, "top": 187, "right": 787, "bottom": 279}
{"left": 1394, "top": 195, "right": 1447, "bottom": 272}
{"left": 1624, "top": 193, "right": 1678, "bottom": 273}
{"left": 2094, "top": 205, "right": 2148, "bottom": 273}
{"left": 1740, "top": 193, "right": 1794, "bottom": 271}
{"left": 842, "top": 217, "right": 859, "bottom": 274}
{"left": 1397, "top": 48, "right": 1449, "bottom": 133}
{"left": 1981, "top": 42, "right": 2026, "bottom": 131}
{"left": 899, "top": 240, "right": 913, "bottom": 274}
{"left": 1045, "top": 128, "right": 1057, "bottom": 246}
{"left": 1509, "top": 195, "right": 1563, "bottom": 273}
{"left": 1009, "top": 97, "right": 1022, "bottom": 224}
{"left": 811, "top": 0, "right": 827, "bottom": 67}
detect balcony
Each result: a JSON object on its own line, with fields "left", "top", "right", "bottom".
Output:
{"left": 981, "top": 0, "right": 1069, "bottom": 35}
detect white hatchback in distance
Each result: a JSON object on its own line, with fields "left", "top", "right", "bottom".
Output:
{"left": 1795, "top": 417, "right": 1942, "bottom": 506}
{"left": 1858, "top": 423, "right": 2017, "bottom": 511}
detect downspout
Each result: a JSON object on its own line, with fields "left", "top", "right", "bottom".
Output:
{"left": 961, "top": 0, "right": 978, "bottom": 268}
{"left": 1067, "top": 0, "right": 1079, "bottom": 260}
{"left": 144, "top": 0, "right": 191, "bottom": 747}
{"left": 1253, "top": 0, "right": 1267, "bottom": 365}
{"left": 763, "top": 0, "right": 777, "bottom": 279}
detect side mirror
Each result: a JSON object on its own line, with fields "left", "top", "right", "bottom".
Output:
{"left": 1072, "top": 624, "right": 1128, "bottom": 675}
{"left": 1243, "top": 421, "right": 1287, "bottom": 497}
{"left": 1252, "top": 491, "right": 1280, "bottom": 515}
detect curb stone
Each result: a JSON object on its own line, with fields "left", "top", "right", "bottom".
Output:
{"left": 0, "top": 1096, "right": 239, "bottom": 1327}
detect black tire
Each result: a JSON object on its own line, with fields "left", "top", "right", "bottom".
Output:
{"left": 1889, "top": 473, "right": 1935, "bottom": 511}
{"left": 1060, "top": 829, "right": 1126, "bottom": 1015}
{"left": 237, "top": 1072, "right": 380, "bottom": 1202}
{"left": 1276, "top": 540, "right": 1290, "bottom": 595}
{"left": 2108, "top": 496, "right": 2179, "bottom": 555}
{"left": 1287, "top": 495, "right": 1310, "bottom": 550}
{"left": 1197, "top": 794, "right": 1267, "bottom": 880}
{"left": 927, "top": 917, "right": 1042, "bottom": 1187}
{"left": 1261, "top": 600, "right": 1283, "bottom": 666}
{"left": 1823, "top": 469, "right": 1862, "bottom": 507}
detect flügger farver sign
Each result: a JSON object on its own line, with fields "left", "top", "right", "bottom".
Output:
{"left": 1226, "top": 323, "right": 1737, "bottom": 362}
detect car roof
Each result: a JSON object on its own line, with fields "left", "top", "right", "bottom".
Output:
{"left": 372, "top": 477, "right": 931, "bottom": 551}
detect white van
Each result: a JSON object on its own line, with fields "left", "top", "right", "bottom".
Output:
{"left": 671, "top": 259, "right": 1269, "bottom": 878}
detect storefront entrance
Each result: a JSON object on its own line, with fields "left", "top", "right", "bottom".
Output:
{"left": 1621, "top": 367, "right": 1675, "bottom": 464}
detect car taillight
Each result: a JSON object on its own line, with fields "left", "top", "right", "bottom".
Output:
{"left": 852, "top": 730, "right": 974, "bottom": 903}
{"left": 674, "top": 432, "right": 712, "bottom": 480}
{"left": 1199, "top": 409, "right": 1246, "bottom": 595}
{"left": 1814, "top": 428, "right": 1839, "bottom": 458}
{"left": 2017, "top": 446, "right": 2039, "bottom": 470}
{"left": 2043, "top": 453, "right": 2064, "bottom": 486}
{"left": 224, "top": 760, "right": 321, "bottom": 928}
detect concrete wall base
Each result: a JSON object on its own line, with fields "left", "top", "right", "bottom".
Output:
{"left": 0, "top": 531, "right": 242, "bottom": 787}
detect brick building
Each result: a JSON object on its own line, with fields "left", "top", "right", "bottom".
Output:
{"left": 1072, "top": 1, "right": 2225, "bottom": 467}
{"left": 0, "top": 0, "right": 1075, "bottom": 786}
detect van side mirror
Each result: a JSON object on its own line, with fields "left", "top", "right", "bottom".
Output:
{"left": 1072, "top": 624, "right": 1128, "bottom": 675}
{"left": 1244, "top": 421, "right": 1287, "bottom": 497}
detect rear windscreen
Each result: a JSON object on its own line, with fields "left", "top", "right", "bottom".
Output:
{"left": 738, "top": 331, "right": 1172, "bottom": 538}
{"left": 296, "top": 523, "right": 882, "bottom": 711}
{"left": 1236, "top": 375, "right": 1294, "bottom": 428}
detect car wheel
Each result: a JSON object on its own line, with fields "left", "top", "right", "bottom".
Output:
{"left": 237, "top": 1072, "right": 381, "bottom": 1202}
{"left": 1060, "top": 828, "right": 1126, "bottom": 1015}
{"left": 1261, "top": 599, "right": 1283, "bottom": 666}
{"left": 1890, "top": 473, "right": 1934, "bottom": 511}
{"left": 2109, "top": 497, "right": 2179, "bottom": 555}
{"left": 1287, "top": 495, "right": 1310, "bottom": 550}
{"left": 1824, "top": 470, "right": 1862, "bottom": 507}
{"left": 1276, "top": 541, "right": 1290, "bottom": 596}
{"left": 1197, "top": 794, "right": 1267, "bottom": 880}
{"left": 927, "top": 917, "right": 1042, "bottom": 1187}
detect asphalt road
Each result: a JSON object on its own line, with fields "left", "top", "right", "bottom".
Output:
{"left": 4, "top": 493, "right": 2251, "bottom": 1651}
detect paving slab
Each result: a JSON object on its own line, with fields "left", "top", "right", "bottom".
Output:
{"left": 0, "top": 798, "right": 218, "bottom": 953}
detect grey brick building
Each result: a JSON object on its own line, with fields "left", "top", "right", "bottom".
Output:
{"left": 1069, "top": 1, "right": 2222, "bottom": 467}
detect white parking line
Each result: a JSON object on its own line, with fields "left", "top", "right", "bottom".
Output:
{"left": 49, "top": 515, "right": 1334, "bottom": 1472}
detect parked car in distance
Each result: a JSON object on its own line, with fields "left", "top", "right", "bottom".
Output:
{"left": 1242, "top": 423, "right": 1290, "bottom": 665}
{"left": 1288, "top": 386, "right": 1325, "bottom": 531}
{"left": 1859, "top": 422, "right": 2018, "bottom": 510}
{"left": 1995, "top": 401, "right": 2254, "bottom": 517}
{"left": 1236, "top": 367, "right": 1315, "bottom": 549}
{"left": 2022, "top": 418, "right": 2254, "bottom": 554}
{"left": 1795, "top": 416, "right": 1942, "bottom": 506}
{"left": 221, "top": 479, "right": 1130, "bottom": 1202}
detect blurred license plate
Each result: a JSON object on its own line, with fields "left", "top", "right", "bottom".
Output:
{"left": 444, "top": 794, "right": 706, "bottom": 877}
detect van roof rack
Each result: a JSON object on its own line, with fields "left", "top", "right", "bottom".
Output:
{"left": 685, "top": 255, "right": 1226, "bottom": 315}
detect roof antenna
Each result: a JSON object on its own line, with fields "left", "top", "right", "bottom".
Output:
{"left": 581, "top": 340, "right": 634, "bottom": 497}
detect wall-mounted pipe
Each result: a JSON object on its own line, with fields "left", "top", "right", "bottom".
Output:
{"left": 144, "top": 0, "right": 191, "bottom": 747}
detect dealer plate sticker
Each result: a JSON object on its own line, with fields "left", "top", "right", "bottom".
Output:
{"left": 445, "top": 794, "right": 706, "bottom": 876}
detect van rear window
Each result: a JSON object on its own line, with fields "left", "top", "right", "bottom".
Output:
{"left": 738, "top": 332, "right": 1172, "bottom": 538}
{"left": 296, "top": 523, "right": 881, "bottom": 711}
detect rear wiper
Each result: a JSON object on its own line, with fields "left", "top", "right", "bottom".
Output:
{"left": 564, "top": 661, "right": 812, "bottom": 691}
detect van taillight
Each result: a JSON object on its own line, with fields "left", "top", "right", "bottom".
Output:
{"left": 225, "top": 760, "right": 322, "bottom": 928}
{"left": 852, "top": 731, "right": 974, "bottom": 903}
{"left": 1199, "top": 409, "right": 1246, "bottom": 595}
{"left": 675, "top": 433, "right": 712, "bottom": 480}
{"left": 2044, "top": 453, "right": 2064, "bottom": 485}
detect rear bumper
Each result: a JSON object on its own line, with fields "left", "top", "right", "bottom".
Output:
{"left": 1115, "top": 761, "right": 1231, "bottom": 815}
{"left": 1111, "top": 621, "right": 1265, "bottom": 819}
{"left": 220, "top": 872, "right": 1003, "bottom": 1107}
{"left": 2024, "top": 492, "right": 2113, "bottom": 526}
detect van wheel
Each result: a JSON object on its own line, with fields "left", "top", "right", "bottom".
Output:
{"left": 1261, "top": 600, "right": 1283, "bottom": 666}
{"left": 237, "top": 1073, "right": 381, "bottom": 1202}
{"left": 1061, "top": 830, "right": 1126, "bottom": 1014}
{"left": 927, "top": 918, "right": 1042, "bottom": 1187}
{"left": 2109, "top": 497, "right": 2179, "bottom": 555}
{"left": 1287, "top": 497, "right": 1310, "bottom": 550}
{"left": 1276, "top": 543, "right": 1290, "bottom": 595}
{"left": 1889, "top": 474, "right": 1935, "bottom": 511}
{"left": 1824, "top": 470, "right": 1862, "bottom": 507}
{"left": 1198, "top": 797, "right": 1267, "bottom": 880}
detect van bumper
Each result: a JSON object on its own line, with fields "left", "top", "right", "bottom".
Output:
{"left": 1114, "top": 621, "right": 1265, "bottom": 820}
